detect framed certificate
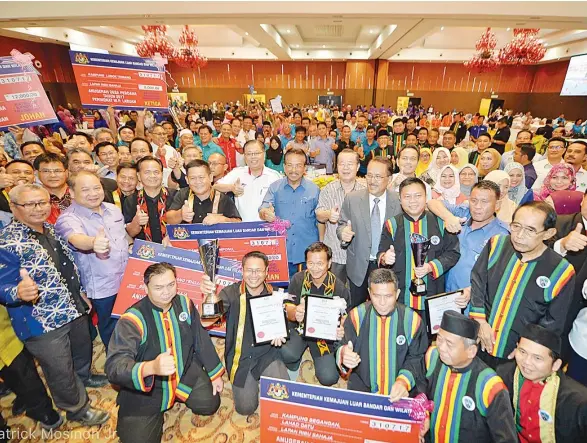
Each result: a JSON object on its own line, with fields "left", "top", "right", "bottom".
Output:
{"left": 425, "top": 290, "right": 464, "bottom": 335}
{"left": 302, "top": 295, "right": 343, "bottom": 342}
{"left": 248, "top": 294, "right": 289, "bottom": 345}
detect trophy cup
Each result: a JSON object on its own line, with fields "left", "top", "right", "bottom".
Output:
{"left": 199, "top": 239, "right": 224, "bottom": 319}
{"left": 409, "top": 233, "right": 431, "bottom": 296}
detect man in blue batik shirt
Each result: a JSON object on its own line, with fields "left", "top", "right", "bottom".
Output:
{"left": 427, "top": 181, "right": 509, "bottom": 311}
{"left": 259, "top": 148, "right": 320, "bottom": 277}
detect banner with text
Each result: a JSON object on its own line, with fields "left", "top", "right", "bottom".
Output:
{"left": 260, "top": 377, "right": 421, "bottom": 443}
{"left": 0, "top": 56, "right": 58, "bottom": 131}
{"left": 69, "top": 51, "right": 169, "bottom": 111}
{"left": 167, "top": 221, "right": 289, "bottom": 284}
{"left": 112, "top": 240, "right": 241, "bottom": 336}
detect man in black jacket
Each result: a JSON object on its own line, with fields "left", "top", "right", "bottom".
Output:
{"left": 497, "top": 324, "right": 587, "bottom": 443}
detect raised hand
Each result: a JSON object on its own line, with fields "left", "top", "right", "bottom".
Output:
{"left": 383, "top": 245, "right": 396, "bottom": 266}
{"left": 93, "top": 227, "right": 111, "bottom": 254}
{"left": 133, "top": 205, "right": 149, "bottom": 226}
{"left": 233, "top": 178, "right": 245, "bottom": 197}
{"left": 342, "top": 341, "right": 361, "bottom": 369}
{"left": 17, "top": 269, "right": 39, "bottom": 302}
{"left": 329, "top": 206, "right": 340, "bottom": 224}
{"left": 562, "top": 223, "right": 587, "bottom": 252}
{"left": 181, "top": 200, "right": 195, "bottom": 223}
{"left": 152, "top": 348, "right": 176, "bottom": 376}
{"left": 341, "top": 221, "right": 355, "bottom": 243}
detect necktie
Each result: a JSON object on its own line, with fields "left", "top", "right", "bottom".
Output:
{"left": 371, "top": 197, "right": 381, "bottom": 258}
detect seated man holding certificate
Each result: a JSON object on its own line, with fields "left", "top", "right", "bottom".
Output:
{"left": 336, "top": 268, "right": 428, "bottom": 400}
{"left": 281, "top": 242, "right": 350, "bottom": 386}
{"left": 377, "top": 177, "right": 460, "bottom": 331}
{"left": 200, "top": 251, "right": 289, "bottom": 416}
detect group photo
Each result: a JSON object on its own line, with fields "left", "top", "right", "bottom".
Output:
{"left": 1, "top": 1, "right": 587, "bottom": 442}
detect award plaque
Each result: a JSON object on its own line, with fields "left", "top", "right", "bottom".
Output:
{"left": 199, "top": 239, "right": 224, "bottom": 319}
{"left": 303, "top": 295, "right": 346, "bottom": 342}
{"left": 425, "top": 290, "right": 464, "bottom": 335}
{"left": 409, "top": 233, "right": 431, "bottom": 297}
{"left": 249, "top": 292, "right": 289, "bottom": 345}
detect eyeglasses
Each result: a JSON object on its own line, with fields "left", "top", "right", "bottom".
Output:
{"left": 245, "top": 152, "right": 264, "bottom": 157}
{"left": 510, "top": 222, "right": 545, "bottom": 238}
{"left": 285, "top": 164, "right": 305, "bottom": 170}
{"left": 244, "top": 268, "right": 265, "bottom": 275}
{"left": 152, "top": 132, "right": 166, "bottom": 136}
{"left": 13, "top": 201, "right": 51, "bottom": 210}
{"left": 548, "top": 145, "right": 565, "bottom": 151}
{"left": 366, "top": 173, "right": 387, "bottom": 181}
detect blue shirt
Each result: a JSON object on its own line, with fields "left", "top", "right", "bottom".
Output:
{"left": 259, "top": 177, "right": 319, "bottom": 264}
{"left": 196, "top": 140, "right": 225, "bottom": 161}
{"left": 445, "top": 215, "right": 509, "bottom": 292}
{"left": 279, "top": 134, "right": 294, "bottom": 148}
{"left": 310, "top": 136, "right": 336, "bottom": 173}
{"left": 350, "top": 128, "right": 367, "bottom": 144}
{"left": 360, "top": 139, "right": 378, "bottom": 174}
{"left": 468, "top": 125, "right": 488, "bottom": 140}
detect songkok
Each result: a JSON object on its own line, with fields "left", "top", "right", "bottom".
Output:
{"left": 377, "top": 129, "right": 390, "bottom": 138}
{"left": 440, "top": 310, "right": 479, "bottom": 340}
{"left": 520, "top": 324, "right": 561, "bottom": 355}
{"left": 179, "top": 129, "right": 192, "bottom": 138}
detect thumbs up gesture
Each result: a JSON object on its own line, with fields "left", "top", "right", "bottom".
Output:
{"left": 383, "top": 245, "right": 396, "bottom": 266}
{"left": 0, "top": 167, "right": 15, "bottom": 189}
{"left": 167, "top": 155, "right": 178, "bottom": 170}
{"left": 561, "top": 222, "right": 587, "bottom": 252}
{"left": 17, "top": 269, "right": 39, "bottom": 302}
{"left": 262, "top": 203, "right": 276, "bottom": 222}
{"left": 133, "top": 205, "right": 149, "bottom": 226}
{"left": 93, "top": 227, "right": 110, "bottom": 254}
{"left": 341, "top": 220, "right": 355, "bottom": 243}
{"left": 329, "top": 206, "right": 341, "bottom": 224}
{"left": 233, "top": 178, "right": 245, "bottom": 197}
{"left": 181, "top": 199, "right": 195, "bottom": 223}
{"left": 342, "top": 341, "right": 361, "bottom": 369}
{"left": 153, "top": 348, "right": 176, "bottom": 376}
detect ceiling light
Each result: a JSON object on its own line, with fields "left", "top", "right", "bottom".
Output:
{"left": 322, "top": 45, "right": 326, "bottom": 48}
{"left": 361, "top": 45, "right": 367, "bottom": 48}
{"left": 294, "top": 44, "right": 299, "bottom": 48}
{"left": 245, "top": 32, "right": 249, "bottom": 36}
{"left": 440, "top": 26, "right": 444, "bottom": 31}
{"left": 286, "top": 29, "right": 291, "bottom": 33}
{"left": 507, "top": 28, "right": 511, "bottom": 31}
{"left": 544, "top": 43, "right": 548, "bottom": 47}
{"left": 370, "top": 29, "right": 375, "bottom": 34}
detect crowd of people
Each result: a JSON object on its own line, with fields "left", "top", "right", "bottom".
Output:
{"left": 0, "top": 99, "right": 586, "bottom": 443}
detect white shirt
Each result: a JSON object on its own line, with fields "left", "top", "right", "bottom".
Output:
{"left": 570, "top": 280, "right": 587, "bottom": 359}
{"left": 218, "top": 166, "right": 282, "bottom": 222}
{"left": 575, "top": 167, "right": 587, "bottom": 193}
{"left": 531, "top": 158, "right": 564, "bottom": 191}
{"left": 150, "top": 143, "right": 178, "bottom": 185}
{"left": 368, "top": 192, "right": 387, "bottom": 259}
{"left": 554, "top": 216, "right": 587, "bottom": 257}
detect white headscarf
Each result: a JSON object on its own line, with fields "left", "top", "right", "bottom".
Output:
{"left": 504, "top": 162, "right": 528, "bottom": 205}
{"left": 434, "top": 165, "right": 462, "bottom": 204}
{"left": 426, "top": 147, "right": 451, "bottom": 182}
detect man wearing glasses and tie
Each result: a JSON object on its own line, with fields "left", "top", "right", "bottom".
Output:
{"left": 470, "top": 201, "right": 576, "bottom": 369}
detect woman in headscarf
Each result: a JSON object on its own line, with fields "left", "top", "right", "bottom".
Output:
{"left": 57, "top": 109, "right": 76, "bottom": 133}
{"left": 505, "top": 162, "right": 533, "bottom": 205}
{"left": 419, "top": 147, "right": 450, "bottom": 186}
{"left": 484, "top": 170, "right": 517, "bottom": 224}
{"left": 450, "top": 146, "right": 468, "bottom": 169}
{"left": 432, "top": 165, "right": 468, "bottom": 205}
{"left": 415, "top": 147, "right": 432, "bottom": 177}
{"left": 459, "top": 164, "right": 478, "bottom": 197}
{"left": 477, "top": 148, "right": 501, "bottom": 180}
{"left": 265, "top": 135, "right": 284, "bottom": 174}
{"left": 534, "top": 163, "right": 583, "bottom": 215}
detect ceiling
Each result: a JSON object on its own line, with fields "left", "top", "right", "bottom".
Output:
{"left": 1, "top": 1, "right": 587, "bottom": 63}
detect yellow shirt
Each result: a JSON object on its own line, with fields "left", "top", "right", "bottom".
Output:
{"left": 0, "top": 305, "right": 24, "bottom": 370}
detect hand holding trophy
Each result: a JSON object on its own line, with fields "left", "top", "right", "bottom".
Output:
{"left": 199, "top": 239, "right": 224, "bottom": 319}
{"left": 409, "top": 233, "right": 431, "bottom": 297}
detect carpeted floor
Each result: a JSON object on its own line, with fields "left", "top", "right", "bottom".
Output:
{"left": 1, "top": 337, "right": 347, "bottom": 442}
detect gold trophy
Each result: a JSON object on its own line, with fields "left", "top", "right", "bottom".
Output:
{"left": 199, "top": 239, "right": 224, "bottom": 319}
